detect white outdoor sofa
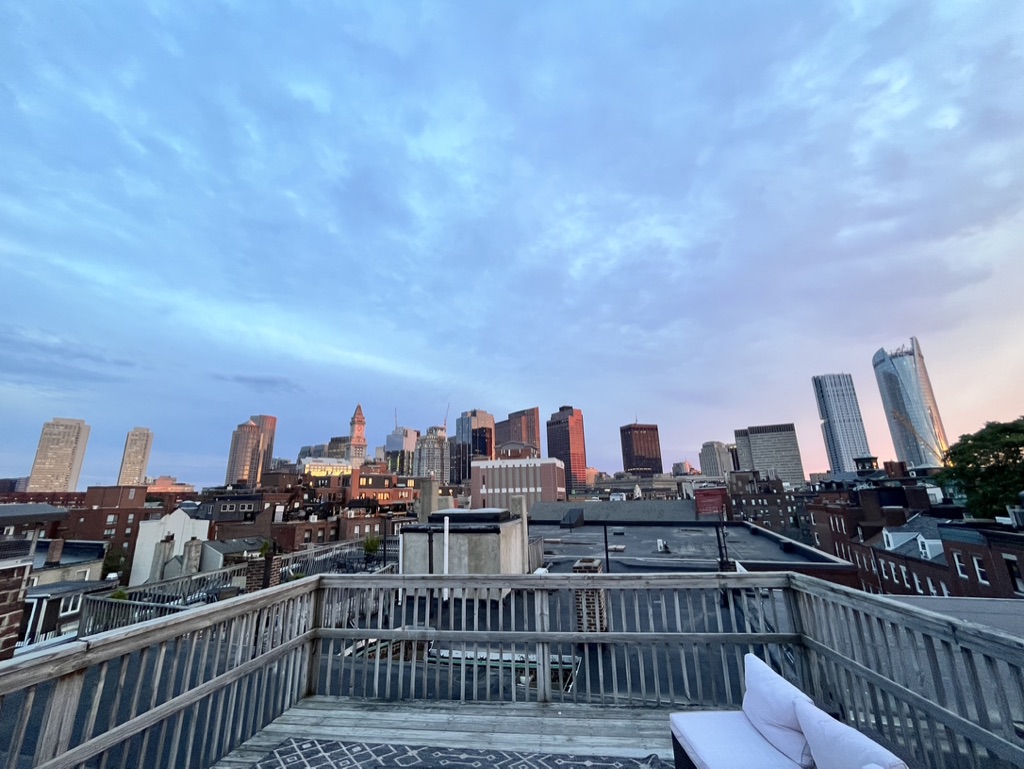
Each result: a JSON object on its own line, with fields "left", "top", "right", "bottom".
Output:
{"left": 670, "top": 654, "right": 909, "bottom": 769}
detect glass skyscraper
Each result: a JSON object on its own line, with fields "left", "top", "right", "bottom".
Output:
{"left": 872, "top": 337, "right": 949, "bottom": 468}
{"left": 812, "top": 374, "right": 871, "bottom": 474}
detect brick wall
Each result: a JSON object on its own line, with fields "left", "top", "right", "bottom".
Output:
{"left": 0, "top": 563, "right": 30, "bottom": 662}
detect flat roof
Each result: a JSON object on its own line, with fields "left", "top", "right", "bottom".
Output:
{"left": 890, "top": 596, "right": 1024, "bottom": 638}
{"left": 532, "top": 521, "right": 845, "bottom": 573}
{"left": 0, "top": 503, "right": 67, "bottom": 524}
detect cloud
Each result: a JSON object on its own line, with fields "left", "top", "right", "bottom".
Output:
{"left": 1, "top": 0, "right": 1023, "bottom": 480}
{"left": 212, "top": 374, "right": 304, "bottom": 395}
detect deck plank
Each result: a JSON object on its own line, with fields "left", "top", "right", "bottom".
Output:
{"left": 212, "top": 697, "right": 674, "bottom": 768}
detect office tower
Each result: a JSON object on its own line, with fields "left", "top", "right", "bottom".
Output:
{"left": 225, "top": 415, "right": 276, "bottom": 486}
{"left": 699, "top": 441, "right": 733, "bottom": 477}
{"left": 117, "top": 427, "right": 153, "bottom": 486}
{"left": 727, "top": 443, "right": 740, "bottom": 471}
{"left": 452, "top": 409, "right": 495, "bottom": 482}
{"left": 346, "top": 405, "right": 367, "bottom": 467}
{"left": 872, "top": 337, "right": 949, "bottom": 468}
{"left": 506, "top": 407, "right": 541, "bottom": 453}
{"left": 413, "top": 426, "right": 449, "bottom": 481}
{"left": 812, "top": 374, "right": 871, "bottom": 474}
{"left": 326, "top": 436, "right": 349, "bottom": 460}
{"left": 251, "top": 415, "right": 277, "bottom": 477}
{"left": 547, "top": 406, "right": 587, "bottom": 494}
{"left": 27, "top": 418, "right": 91, "bottom": 492}
{"left": 494, "top": 419, "right": 511, "bottom": 447}
{"left": 385, "top": 426, "right": 419, "bottom": 475}
{"left": 733, "top": 423, "right": 806, "bottom": 485}
{"left": 734, "top": 429, "right": 753, "bottom": 471}
{"left": 455, "top": 409, "right": 496, "bottom": 460}
{"left": 620, "top": 423, "right": 663, "bottom": 476}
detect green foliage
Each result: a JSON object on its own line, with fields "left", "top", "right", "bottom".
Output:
{"left": 363, "top": 534, "right": 381, "bottom": 556}
{"left": 940, "top": 417, "right": 1024, "bottom": 519}
{"left": 110, "top": 589, "right": 129, "bottom": 601}
{"left": 259, "top": 540, "right": 272, "bottom": 557}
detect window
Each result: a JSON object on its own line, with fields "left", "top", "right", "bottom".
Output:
{"left": 103, "top": 528, "right": 116, "bottom": 538}
{"left": 224, "top": 503, "right": 236, "bottom": 512}
{"left": 913, "top": 573, "right": 923, "bottom": 594}
{"left": 1004, "top": 556, "right": 1024, "bottom": 594}
{"left": 106, "top": 514, "right": 118, "bottom": 525}
{"left": 59, "top": 595, "right": 82, "bottom": 616}
{"left": 124, "top": 528, "right": 131, "bottom": 537}
{"left": 879, "top": 561, "right": 888, "bottom": 580}
{"left": 127, "top": 513, "right": 135, "bottom": 523}
{"left": 973, "top": 556, "right": 989, "bottom": 584}
{"left": 75, "top": 568, "right": 90, "bottom": 580}
{"left": 900, "top": 565, "right": 910, "bottom": 587}
{"left": 927, "top": 577, "right": 937, "bottom": 596}
{"left": 953, "top": 551, "right": 967, "bottom": 578}
{"left": 2, "top": 526, "right": 13, "bottom": 536}
{"left": 354, "top": 525, "right": 361, "bottom": 536}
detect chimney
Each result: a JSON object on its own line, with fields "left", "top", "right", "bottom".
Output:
{"left": 150, "top": 535, "right": 175, "bottom": 582}
{"left": 45, "top": 539, "right": 65, "bottom": 566}
{"left": 183, "top": 537, "right": 203, "bottom": 575}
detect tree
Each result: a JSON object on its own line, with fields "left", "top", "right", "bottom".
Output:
{"left": 940, "top": 417, "right": 1024, "bottom": 518}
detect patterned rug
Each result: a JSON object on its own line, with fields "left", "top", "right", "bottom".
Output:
{"left": 254, "top": 738, "right": 670, "bottom": 769}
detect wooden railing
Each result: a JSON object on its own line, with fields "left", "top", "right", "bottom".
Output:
{"left": 1, "top": 572, "right": 1021, "bottom": 769}
{"left": 78, "top": 563, "right": 249, "bottom": 637}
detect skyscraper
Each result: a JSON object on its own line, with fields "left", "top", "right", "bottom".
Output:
{"left": 812, "top": 374, "right": 871, "bottom": 475}
{"left": 506, "top": 407, "right": 541, "bottom": 453}
{"left": 413, "top": 426, "right": 450, "bottom": 481}
{"left": 455, "top": 409, "right": 496, "bottom": 460}
{"left": 619, "top": 423, "right": 663, "bottom": 476}
{"left": 733, "top": 423, "right": 806, "bottom": 485}
{"left": 225, "top": 415, "right": 276, "bottom": 486}
{"left": 546, "top": 406, "right": 587, "bottom": 494}
{"left": 872, "top": 337, "right": 949, "bottom": 468}
{"left": 699, "top": 441, "right": 733, "bottom": 477}
{"left": 117, "top": 427, "right": 153, "bottom": 486}
{"left": 27, "top": 418, "right": 90, "bottom": 492}
{"left": 251, "top": 415, "right": 277, "bottom": 477}
{"left": 385, "top": 426, "right": 419, "bottom": 475}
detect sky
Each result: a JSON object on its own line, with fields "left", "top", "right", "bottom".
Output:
{"left": 1, "top": 1, "right": 1023, "bottom": 489}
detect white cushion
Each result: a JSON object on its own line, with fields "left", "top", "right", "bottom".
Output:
{"left": 741, "top": 654, "right": 814, "bottom": 768}
{"left": 670, "top": 711, "right": 802, "bottom": 769}
{"left": 794, "top": 699, "right": 909, "bottom": 769}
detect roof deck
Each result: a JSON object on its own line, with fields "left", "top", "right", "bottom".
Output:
{"left": 1, "top": 572, "right": 1022, "bottom": 769}
{"left": 212, "top": 698, "right": 673, "bottom": 768}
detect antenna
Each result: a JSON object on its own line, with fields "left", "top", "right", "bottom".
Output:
{"left": 443, "top": 402, "right": 450, "bottom": 430}
{"left": 395, "top": 408, "right": 398, "bottom": 430}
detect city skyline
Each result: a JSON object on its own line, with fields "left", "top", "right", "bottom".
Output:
{"left": 1, "top": 3, "right": 1022, "bottom": 488}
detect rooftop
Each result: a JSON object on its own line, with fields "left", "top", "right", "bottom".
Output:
{"left": 3, "top": 571, "right": 1022, "bottom": 769}
{"left": 535, "top": 521, "right": 849, "bottom": 573}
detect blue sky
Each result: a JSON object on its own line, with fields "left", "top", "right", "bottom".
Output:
{"left": 1, "top": 1, "right": 1022, "bottom": 488}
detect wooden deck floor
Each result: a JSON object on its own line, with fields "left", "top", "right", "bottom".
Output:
{"left": 213, "top": 697, "right": 675, "bottom": 768}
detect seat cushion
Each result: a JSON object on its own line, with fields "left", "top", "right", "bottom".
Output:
{"left": 670, "top": 711, "right": 803, "bottom": 769}
{"left": 741, "top": 654, "right": 815, "bottom": 767}
{"left": 793, "top": 700, "right": 909, "bottom": 769}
